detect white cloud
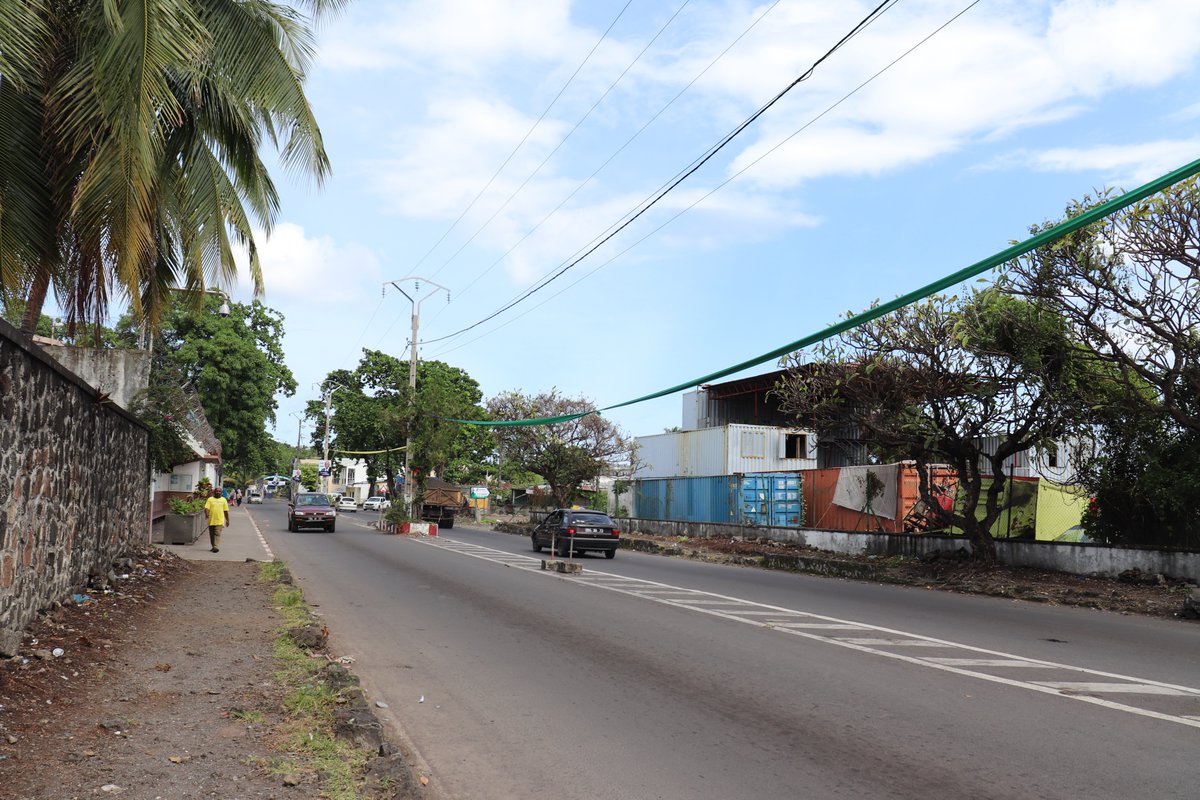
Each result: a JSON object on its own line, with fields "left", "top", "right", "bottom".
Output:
{"left": 235, "top": 223, "right": 383, "bottom": 304}
{"left": 996, "top": 139, "right": 1200, "bottom": 186}
{"left": 317, "top": 0, "right": 587, "bottom": 73}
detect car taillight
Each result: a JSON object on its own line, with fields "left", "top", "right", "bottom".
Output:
{"left": 612, "top": 527, "right": 619, "bottom": 536}
{"left": 566, "top": 527, "right": 575, "bottom": 535}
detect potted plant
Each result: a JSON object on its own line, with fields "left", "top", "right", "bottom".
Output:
{"left": 165, "top": 495, "right": 207, "bottom": 544}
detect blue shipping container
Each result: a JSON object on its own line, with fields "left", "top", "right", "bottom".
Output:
{"left": 635, "top": 475, "right": 738, "bottom": 523}
{"left": 634, "top": 473, "right": 803, "bottom": 527}
{"left": 740, "top": 473, "right": 803, "bottom": 527}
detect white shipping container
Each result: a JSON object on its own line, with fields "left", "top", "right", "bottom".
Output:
{"left": 635, "top": 424, "right": 816, "bottom": 478}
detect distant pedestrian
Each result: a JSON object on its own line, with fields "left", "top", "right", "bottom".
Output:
{"left": 235, "top": 489, "right": 243, "bottom": 507}
{"left": 204, "top": 486, "right": 230, "bottom": 553}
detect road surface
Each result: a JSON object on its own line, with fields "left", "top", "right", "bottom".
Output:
{"left": 248, "top": 499, "right": 1200, "bottom": 799}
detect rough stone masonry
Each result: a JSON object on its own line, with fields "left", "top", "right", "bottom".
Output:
{"left": 0, "top": 317, "right": 148, "bottom": 654}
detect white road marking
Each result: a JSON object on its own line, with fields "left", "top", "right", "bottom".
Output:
{"left": 1033, "top": 682, "right": 1198, "bottom": 696}
{"left": 924, "top": 658, "right": 1054, "bottom": 668}
{"left": 411, "top": 535, "right": 1200, "bottom": 729}
{"left": 836, "top": 638, "right": 947, "bottom": 647}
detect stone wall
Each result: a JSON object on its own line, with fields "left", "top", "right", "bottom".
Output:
{"left": 0, "top": 318, "right": 149, "bottom": 647}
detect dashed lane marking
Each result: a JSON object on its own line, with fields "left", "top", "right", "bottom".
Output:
{"left": 410, "top": 535, "right": 1200, "bottom": 729}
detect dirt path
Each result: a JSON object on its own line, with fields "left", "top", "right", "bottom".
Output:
{"left": 0, "top": 551, "right": 324, "bottom": 799}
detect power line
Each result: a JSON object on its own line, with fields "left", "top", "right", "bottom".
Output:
{"left": 412, "top": 1, "right": 637, "bottom": 281}
{"left": 425, "top": 0, "right": 786, "bottom": 320}
{"left": 439, "top": 155, "right": 1200, "bottom": 425}
{"left": 374, "top": 0, "right": 635, "bottom": 349}
{"left": 429, "top": 0, "right": 981, "bottom": 360}
{"left": 421, "top": 0, "right": 695, "bottom": 284}
{"left": 419, "top": 0, "right": 899, "bottom": 347}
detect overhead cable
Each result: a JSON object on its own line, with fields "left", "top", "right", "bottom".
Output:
{"left": 430, "top": 0, "right": 981, "bottom": 360}
{"left": 427, "top": 0, "right": 786, "bottom": 319}
{"left": 438, "top": 156, "right": 1200, "bottom": 425}
{"left": 419, "top": 0, "right": 900, "bottom": 347}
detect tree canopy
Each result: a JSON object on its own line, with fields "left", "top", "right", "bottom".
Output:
{"left": 0, "top": 1, "right": 341, "bottom": 336}
{"left": 157, "top": 295, "right": 296, "bottom": 480}
{"left": 314, "top": 352, "right": 492, "bottom": 498}
{"left": 1001, "top": 179, "right": 1200, "bottom": 547}
{"left": 487, "top": 391, "right": 630, "bottom": 509}
{"left": 776, "top": 289, "right": 1093, "bottom": 563}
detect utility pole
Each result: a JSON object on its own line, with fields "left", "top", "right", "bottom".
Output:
{"left": 317, "top": 383, "right": 348, "bottom": 496}
{"left": 290, "top": 410, "right": 308, "bottom": 502}
{"left": 382, "top": 277, "right": 450, "bottom": 513}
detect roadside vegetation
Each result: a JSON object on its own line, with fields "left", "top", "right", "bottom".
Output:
{"left": 256, "top": 561, "right": 376, "bottom": 799}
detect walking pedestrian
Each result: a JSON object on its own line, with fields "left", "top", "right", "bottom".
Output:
{"left": 204, "top": 486, "right": 230, "bottom": 553}
{"left": 235, "top": 489, "right": 243, "bottom": 507}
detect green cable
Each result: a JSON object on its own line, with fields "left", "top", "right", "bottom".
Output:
{"left": 442, "top": 156, "right": 1200, "bottom": 427}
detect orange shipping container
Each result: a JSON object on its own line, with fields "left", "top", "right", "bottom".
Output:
{"left": 802, "top": 463, "right": 957, "bottom": 533}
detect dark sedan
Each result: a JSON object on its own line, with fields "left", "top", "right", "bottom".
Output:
{"left": 288, "top": 492, "right": 336, "bottom": 532}
{"left": 532, "top": 509, "right": 620, "bottom": 558}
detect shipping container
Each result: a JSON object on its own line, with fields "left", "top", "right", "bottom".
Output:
{"left": 634, "top": 473, "right": 805, "bottom": 527}
{"left": 801, "top": 463, "right": 957, "bottom": 533}
{"left": 635, "top": 475, "right": 739, "bottom": 523}
{"left": 740, "top": 473, "right": 803, "bottom": 527}
{"left": 634, "top": 424, "right": 817, "bottom": 479}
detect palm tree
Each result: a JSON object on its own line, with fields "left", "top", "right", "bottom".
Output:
{"left": 0, "top": 0, "right": 345, "bottom": 336}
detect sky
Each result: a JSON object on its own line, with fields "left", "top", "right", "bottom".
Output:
{"left": 178, "top": 0, "right": 1200, "bottom": 444}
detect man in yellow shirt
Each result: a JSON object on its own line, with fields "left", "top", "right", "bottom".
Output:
{"left": 204, "top": 486, "right": 231, "bottom": 553}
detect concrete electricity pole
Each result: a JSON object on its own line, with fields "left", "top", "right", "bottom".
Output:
{"left": 382, "top": 277, "right": 450, "bottom": 512}
{"left": 317, "top": 383, "right": 348, "bottom": 495}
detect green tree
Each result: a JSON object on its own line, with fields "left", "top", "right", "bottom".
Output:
{"left": 157, "top": 295, "right": 296, "bottom": 480}
{"left": 0, "top": 1, "right": 340, "bottom": 335}
{"left": 1002, "top": 177, "right": 1200, "bottom": 433}
{"left": 1001, "top": 179, "right": 1200, "bottom": 546}
{"left": 315, "top": 353, "right": 492, "bottom": 499}
{"left": 776, "top": 290, "right": 1091, "bottom": 564}
{"left": 487, "top": 391, "right": 631, "bottom": 509}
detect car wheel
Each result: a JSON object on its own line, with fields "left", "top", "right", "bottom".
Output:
{"left": 328, "top": 524, "right": 336, "bottom": 533}
{"left": 441, "top": 517, "right": 454, "bottom": 530}
{"left": 556, "top": 540, "right": 570, "bottom": 558}
{"left": 531, "top": 534, "right": 542, "bottom": 553}
{"left": 287, "top": 518, "right": 294, "bottom": 532}
{"left": 604, "top": 548, "right": 616, "bottom": 559}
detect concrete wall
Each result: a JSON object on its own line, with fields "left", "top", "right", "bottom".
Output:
{"left": 0, "top": 319, "right": 150, "bottom": 646}
{"left": 41, "top": 345, "right": 151, "bottom": 412}
{"left": 613, "top": 516, "right": 1199, "bottom": 583}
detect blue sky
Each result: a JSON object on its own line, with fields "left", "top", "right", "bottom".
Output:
{"left": 211, "top": 0, "right": 1200, "bottom": 444}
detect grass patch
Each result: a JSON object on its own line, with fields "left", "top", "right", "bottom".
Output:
{"left": 256, "top": 561, "right": 372, "bottom": 799}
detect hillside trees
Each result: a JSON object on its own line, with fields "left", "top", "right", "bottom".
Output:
{"left": 775, "top": 290, "right": 1093, "bottom": 563}
{"left": 487, "top": 391, "right": 631, "bottom": 509}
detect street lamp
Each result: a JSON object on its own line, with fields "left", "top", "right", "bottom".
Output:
{"left": 382, "top": 276, "right": 450, "bottom": 512}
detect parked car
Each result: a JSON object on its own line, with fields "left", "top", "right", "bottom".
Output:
{"left": 531, "top": 509, "right": 620, "bottom": 558}
{"left": 247, "top": 488, "right": 264, "bottom": 504}
{"left": 337, "top": 496, "right": 358, "bottom": 513}
{"left": 363, "top": 496, "right": 391, "bottom": 511}
{"left": 288, "top": 492, "right": 336, "bottom": 532}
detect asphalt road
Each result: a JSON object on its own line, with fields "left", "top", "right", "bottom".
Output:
{"left": 250, "top": 499, "right": 1200, "bottom": 800}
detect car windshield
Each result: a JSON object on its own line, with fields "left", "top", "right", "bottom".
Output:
{"left": 296, "top": 495, "right": 330, "bottom": 507}
{"left": 568, "top": 512, "right": 613, "bottom": 526}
